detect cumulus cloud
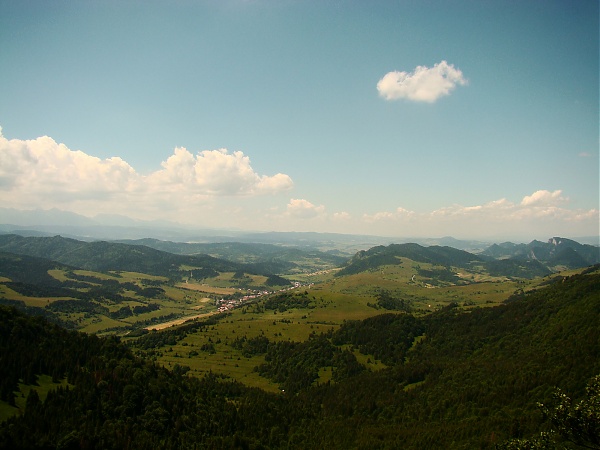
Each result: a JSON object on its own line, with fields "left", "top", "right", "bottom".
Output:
{"left": 0, "top": 133, "right": 138, "bottom": 199}
{"left": 377, "top": 60, "right": 467, "bottom": 103}
{"left": 520, "top": 190, "right": 567, "bottom": 207}
{"left": 286, "top": 199, "right": 325, "bottom": 219}
{"left": 148, "top": 147, "right": 293, "bottom": 195}
{"left": 0, "top": 130, "right": 293, "bottom": 217}
{"left": 363, "top": 207, "right": 415, "bottom": 222}
{"left": 362, "top": 192, "right": 597, "bottom": 237}
{"left": 332, "top": 211, "right": 351, "bottom": 221}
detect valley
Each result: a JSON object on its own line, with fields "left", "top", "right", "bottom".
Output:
{"left": 0, "top": 231, "right": 598, "bottom": 448}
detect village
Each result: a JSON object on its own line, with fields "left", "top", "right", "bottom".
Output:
{"left": 215, "top": 281, "right": 310, "bottom": 313}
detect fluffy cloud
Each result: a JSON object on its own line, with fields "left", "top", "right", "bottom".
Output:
{"left": 377, "top": 60, "right": 467, "bottom": 103}
{"left": 0, "top": 131, "right": 293, "bottom": 216}
{"left": 286, "top": 199, "right": 326, "bottom": 219}
{"left": 520, "top": 190, "right": 567, "bottom": 207}
{"left": 148, "top": 147, "right": 293, "bottom": 195}
{"left": 362, "top": 192, "right": 597, "bottom": 238}
{"left": 363, "top": 207, "right": 415, "bottom": 222}
{"left": 0, "top": 134, "right": 138, "bottom": 199}
{"left": 332, "top": 211, "right": 351, "bottom": 221}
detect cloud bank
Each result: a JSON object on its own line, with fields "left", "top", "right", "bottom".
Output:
{"left": 0, "top": 129, "right": 596, "bottom": 239}
{"left": 361, "top": 190, "right": 597, "bottom": 238}
{"left": 377, "top": 60, "right": 467, "bottom": 103}
{"left": 0, "top": 130, "right": 293, "bottom": 218}
{"left": 286, "top": 199, "right": 326, "bottom": 219}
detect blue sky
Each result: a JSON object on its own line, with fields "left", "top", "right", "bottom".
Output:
{"left": 0, "top": 0, "right": 598, "bottom": 240}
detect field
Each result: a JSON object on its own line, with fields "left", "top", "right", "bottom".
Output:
{"left": 132, "top": 261, "right": 553, "bottom": 389}
{"left": 0, "top": 241, "right": 587, "bottom": 393}
{"left": 0, "top": 375, "right": 71, "bottom": 423}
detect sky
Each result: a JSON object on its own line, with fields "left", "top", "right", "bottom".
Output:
{"left": 0, "top": 0, "right": 598, "bottom": 241}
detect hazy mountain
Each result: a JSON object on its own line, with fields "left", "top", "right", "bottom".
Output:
{"left": 336, "top": 243, "right": 484, "bottom": 277}
{"left": 335, "top": 241, "right": 572, "bottom": 279}
{"left": 1, "top": 208, "right": 495, "bottom": 252}
{"left": 0, "top": 234, "right": 260, "bottom": 278}
{"left": 113, "top": 238, "right": 348, "bottom": 273}
{"left": 480, "top": 237, "right": 599, "bottom": 270}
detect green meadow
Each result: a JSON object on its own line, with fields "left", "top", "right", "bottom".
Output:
{"left": 138, "top": 260, "right": 563, "bottom": 388}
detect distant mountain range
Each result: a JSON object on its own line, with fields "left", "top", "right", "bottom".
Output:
{"left": 0, "top": 229, "right": 597, "bottom": 284}
{"left": 113, "top": 238, "right": 348, "bottom": 272}
{"left": 0, "top": 233, "right": 349, "bottom": 280}
{"left": 0, "top": 234, "right": 257, "bottom": 279}
{"left": 480, "top": 237, "right": 600, "bottom": 267}
{"left": 7, "top": 206, "right": 598, "bottom": 253}
{"left": 336, "top": 237, "right": 599, "bottom": 279}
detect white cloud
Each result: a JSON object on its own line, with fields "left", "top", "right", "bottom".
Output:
{"left": 0, "top": 133, "right": 138, "bottom": 199}
{"left": 520, "top": 190, "right": 567, "bottom": 207}
{"left": 0, "top": 130, "right": 597, "bottom": 239}
{"left": 332, "top": 211, "right": 351, "bottom": 221}
{"left": 377, "top": 60, "right": 467, "bottom": 103}
{"left": 0, "top": 130, "right": 293, "bottom": 218}
{"left": 286, "top": 198, "right": 325, "bottom": 219}
{"left": 362, "top": 192, "right": 597, "bottom": 238}
{"left": 148, "top": 147, "right": 293, "bottom": 196}
{"left": 363, "top": 207, "right": 415, "bottom": 222}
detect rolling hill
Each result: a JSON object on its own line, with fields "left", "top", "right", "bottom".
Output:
{"left": 0, "top": 234, "right": 264, "bottom": 278}
{"left": 336, "top": 238, "right": 598, "bottom": 280}
{"left": 481, "top": 237, "right": 600, "bottom": 270}
{"left": 0, "top": 269, "right": 598, "bottom": 448}
{"left": 113, "top": 238, "right": 348, "bottom": 274}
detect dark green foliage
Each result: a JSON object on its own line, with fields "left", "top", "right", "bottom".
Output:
{"left": 3, "top": 281, "right": 75, "bottom": 298}
{"left": 0, "top": 234, "right": 270, "bottom": 279}
{"left": 0, "top": 306, "right": 302, "bottom": 449}
{"left": 540, "top": 374, "right": 600, "bottom": 449}
{"left": 231, "top": 270, "right": 246, "bottom": 279}
{"left": 110, "top": 306, "right": 133, "bottom": 319}
{"left": 333, "top": 313, "right": 424, "bottom": 365}
{"left": 258, "top": 335, "right": 337, "bottom": 393}
{"left": 231, "top": 335, "right": 270, "bottom": 357}
{"left": 132, "top": 313, "right": 228, "bottom": 350}
{"left": 0, "top": 272, "right": 598, "bottom": 449}
{"left": 0, "top": 250, "right": 75, "bottom": 285}
{"left": 337, "top": 243, "right": 483, "bottom": 277}
{"left": 485, "top": 258, "right": 552, "bottom": 278}
{"left": 263, "top": 291, "right": 313, "bottom": 312}
{"left": 417, "top": 266, "right": 461, "bottom": 284}
{"left": 256, "top": 333, "right": 366, "bottom": 393}
{"left": 498, "top": 374, "right": 600, "bottom": 449}
{"left": 336, "top": 241, "right": 590, "bottom": 279}
{"left": 265, "top": 274, "right": 291, "bottom": 287}
{"left": 369, "top": 289, "right": 413, "bottom": 311}
{"left": 200, "top": 342, "right": 216, "bottom": 354}
{"left": 115, "top": 238, "right": 348, "bottom": 273}
{"left": 189, "top": 267, "right": 219, "bottom": 279}
{"left": 48, "top": 299, "right": 109, "bottom": 315}
{"left": 132, "top": 303, "right": 160, "bottom": 315}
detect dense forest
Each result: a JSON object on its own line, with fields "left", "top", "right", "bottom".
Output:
{"left": 0, "top": 270, "right": 598, "bottom": 448}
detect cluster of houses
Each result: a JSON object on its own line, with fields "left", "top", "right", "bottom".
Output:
{"left": 215, "top": 281, "right": 308, "bottom": 313}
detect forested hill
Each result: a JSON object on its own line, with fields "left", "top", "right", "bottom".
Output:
{"left": 336, "top": 238, "right": 598, "bottom": 278}
{"left": 0, "top": 234, "right": 263, "bottom": 277}
{"left": 113, "top": 238, "right": 348, "bottom": 273}
{"left": 336, "top": 242, "right": 552, "bottom": 278}
{"left": 0, "top": 270, "right": 598, "bottom": 449}
{"left": 481, "top": 237, "right": 600, "bottom": 269}
{"left": 338, "top": 243, "right": 482, "bottom": 276}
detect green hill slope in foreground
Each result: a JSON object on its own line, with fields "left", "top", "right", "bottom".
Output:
{"left": 0, "top": 269, "right": 598, "bottom": 449}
